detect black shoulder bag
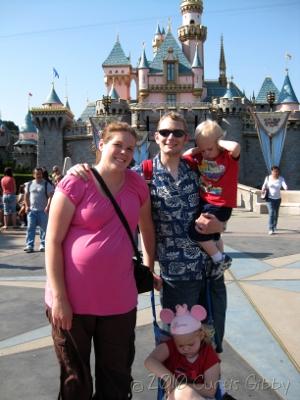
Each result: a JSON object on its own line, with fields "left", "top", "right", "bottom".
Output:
{"left": 91, "top": 168, "right": 154, "bottom": 294}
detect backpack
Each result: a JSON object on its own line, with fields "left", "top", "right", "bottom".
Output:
{"left": 141, "top": 159, "right": 153, "bottom": 183}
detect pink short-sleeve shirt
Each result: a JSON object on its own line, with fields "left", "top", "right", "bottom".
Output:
{"left": 45, "top": 169, "right": 149, "bottom": 316}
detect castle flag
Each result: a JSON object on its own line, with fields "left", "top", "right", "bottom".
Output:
{"left": 53, "top": 68, "right": 59, "bottom": 79}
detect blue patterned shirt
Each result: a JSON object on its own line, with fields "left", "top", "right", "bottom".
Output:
{"left": 134, "top": 155, "right": 207, "bottom": 281}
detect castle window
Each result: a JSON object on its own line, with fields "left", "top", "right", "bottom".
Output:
{"left": 167, "top": 93, "right": 176, "bottom": 104}
{"left": 190, "top": 20, "right": 195, "bottom": 24}
{"left": 167, "top": 63, "right": 175, "bottom": 82}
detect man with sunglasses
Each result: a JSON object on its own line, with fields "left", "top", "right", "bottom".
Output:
{"left": 135, "top": 112, "right": 227, "bottom": 357}
{"left": 68, "top": 112, "right": 227, "bottom": 356}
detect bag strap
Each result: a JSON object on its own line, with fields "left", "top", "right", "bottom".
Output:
{"left": 90, "top": 168, "right": 141, "bottom": 263}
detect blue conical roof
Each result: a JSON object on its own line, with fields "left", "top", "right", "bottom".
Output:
{"left": 256, "top": 77, "right": 280, "bottom": 104}
{"left": 222, "top": 82, "right": 234, "bottom": 99}
{"left": 20, "top": 111, "right": 37, "bottom": 133}
{"left": 109, "top": 83, "right": 119, "bottom": 100}
{"left": 43, "top": 84, "right": 63, "bottom": 105}
{"left": 278, "top": 71, "right": 298, "bottom": 104}
{"left": 102, "top": 38, "right": 131, "bottom": 66}
{"left": 150, "top": 31, "right": 191, "bottom": 74}
{"left": 155, "top": 23, "right": 161, "bottom": 35}
{"left": 65, "top": 98, "right": 71, "bottom": 110}
{"left": 138, "top": 47, "right": 150, "bottom": 69}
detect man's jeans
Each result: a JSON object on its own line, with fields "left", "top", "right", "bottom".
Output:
{"left": 26, "top": 210, "right": 48, "bottom": 249}
{"left": 161, "top": 277, "right": 227, "bottom": 353}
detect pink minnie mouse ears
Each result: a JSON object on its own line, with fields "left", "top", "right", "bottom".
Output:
{"left": 160, "top": 304, "right": 207, "bottom": 335}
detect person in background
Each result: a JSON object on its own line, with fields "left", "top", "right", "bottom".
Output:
{"left": 45, "top": 122, "right": 155, "bottom": 400}
{"left": 261, "top": 165, "right": 288, "bottom": 235}
{"left": 0, "top": 167, "right": 17, "bottom": 229}
{"left": 52, "top": 165, "right": 63, "bottom": 185}
{"left": 16, "top": 184, "right": 27, "bottom": 227}
{"left": 0, "top": 187, "right": 4, "bottom": 227}
{"left": 24, "top": 167, "right": 54, "bottom": 253}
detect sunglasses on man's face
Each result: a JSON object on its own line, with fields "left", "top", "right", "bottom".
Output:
{"left": 158, "top": 129, "right": 186, "bottom": 138}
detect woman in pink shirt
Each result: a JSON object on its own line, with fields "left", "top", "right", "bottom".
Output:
{"left": 45, "top": 122, "right": 155, "bottom": 400}
{"left": 0, "top": 167, "right": 17, "bottom": 229}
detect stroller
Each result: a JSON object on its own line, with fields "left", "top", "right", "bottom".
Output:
{"left": 150, "top": 278, "right": 224, "bottom": 400}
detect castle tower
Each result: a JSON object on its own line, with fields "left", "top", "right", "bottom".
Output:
{"left": 178, "top": 0, "right": 207, "bottom": 65}
{"left": 191, "top": 42, "right": 203, "bottom": 97}
{"left": 152, "top": 23, "right": 164, "bottom": 56}
{"left": 219, "top": 35, "right": 227, "bottom": 87}
{"left": 31, "top": 84, "right": 73, "bottom": 170}
{"left": 138, "top": 45, "right": 150, "bottom": 100}
{"left": 102, "top": 36, "right": 132, "bottom": 100}
{"left": 13, "top": 111, "right": 37, "bottom": 170}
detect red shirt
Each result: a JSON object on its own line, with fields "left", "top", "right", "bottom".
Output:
{"left": 1, "top": 176, "right": 16, "bottom": 194}
{"left": 164, "top": 339, "right": 220, "bottom": 384}
{"left": 183, "top": 150, "right": 239, "bottom": 207}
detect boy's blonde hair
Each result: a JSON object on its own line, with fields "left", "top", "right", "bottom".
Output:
{"left": 195, "top": 120, "right": 224, "bottom": 142}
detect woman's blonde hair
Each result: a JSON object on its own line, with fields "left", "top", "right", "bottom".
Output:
{"left": 195, "top": 120, "right": 224, "bottom": 142}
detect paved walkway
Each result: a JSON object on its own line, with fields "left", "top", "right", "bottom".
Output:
{"left": 0, "top": 209, "right": 299, "bottom": 399}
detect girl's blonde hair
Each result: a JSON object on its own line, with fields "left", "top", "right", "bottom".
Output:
{"left": 195, "top": 120, "right": 224, "bottom": 142}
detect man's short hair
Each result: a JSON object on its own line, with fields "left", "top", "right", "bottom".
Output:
{"left": 157, "top": 111, "right": 188, "bottom": 133}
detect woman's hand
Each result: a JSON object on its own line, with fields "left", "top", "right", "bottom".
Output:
{"left": 51, "top": 297, "right": 73, "bottom": 330}
{"left": 67, "top": 163, "right": 90, "bottom": 181}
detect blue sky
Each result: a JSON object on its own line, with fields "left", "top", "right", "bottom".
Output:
{"left": 1, "top": 0, "right": 299, "bottom": 128}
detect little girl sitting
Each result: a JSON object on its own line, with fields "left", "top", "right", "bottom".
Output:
{"left": 145, "top": 304, "right": 220, "bottom": 399}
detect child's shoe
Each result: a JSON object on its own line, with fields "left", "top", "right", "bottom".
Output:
{"left": 206, "top": 254, "right": 232, "bottom": 279}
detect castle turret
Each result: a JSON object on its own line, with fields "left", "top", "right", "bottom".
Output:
{"left": 191, "top": 43, "right": 203, "bottom": 96}
{"left": 138, "top": 45, "right": 150, "bottom": 100}
{"left": 219, "top": 35, "right": 227, "bottom": 87}
{"left": 178, "top": 0, "right": 207, "bottom": 65}
{"left": 102, "top": 36, "right": 132, "bottom": 100}
{"left": 152, "top": 23, "right": 164, "bottom": 56}
{"left": 276, "top": 70, "right": 299, "bottom": 112}
{"left": 13, "top": 111, "right": 37, "bottom": 170}
{"left": 31, "top": 84, "right": 74, "bottom": 170}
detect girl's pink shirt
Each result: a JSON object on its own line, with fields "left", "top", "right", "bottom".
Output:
{"left": 45, "top": 170, "right": 149, "bottom": 316}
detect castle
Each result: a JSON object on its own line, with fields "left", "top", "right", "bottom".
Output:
{"left": 7, "top": 0, "right": 300, "bottom": 188}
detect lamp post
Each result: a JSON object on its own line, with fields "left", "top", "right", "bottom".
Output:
{"left": 267, "top": 91, "right": 275, "bottom": 112}
{"left": 102, "top": 95, "right": 112, "bottom": 115}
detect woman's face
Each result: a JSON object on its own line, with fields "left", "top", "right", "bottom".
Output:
{"left": 272, "top": 168, "right": 280, "bottom": 178}
{"left": 99, "top": 130, "right": 136, "bottom": 171}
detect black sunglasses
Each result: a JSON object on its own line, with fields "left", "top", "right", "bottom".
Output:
{"left": 158, "top": 129, "right": 186, "bottom": 138}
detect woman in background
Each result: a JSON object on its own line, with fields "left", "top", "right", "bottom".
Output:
{"left": 262, "top": 165, "right": 288, "bottom": 235}
{"left": 0, "top": 167, "right": 17, "bottom": 229}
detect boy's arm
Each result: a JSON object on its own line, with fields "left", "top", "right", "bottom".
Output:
{"left": 218, "top": 139, "right": 240, "bottom": 158}
{"left": 183, "top": 147, "right": 202, "bottom": 157}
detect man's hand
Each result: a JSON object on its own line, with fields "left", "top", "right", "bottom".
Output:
{"left": 67, "top": 163, "right": 90, "bottom": 181}
{"left": 195, "top": 213, "right": 224, "bottom": 234}
{"left": 153, "top": 273, "right": 163, "bottom": 291}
